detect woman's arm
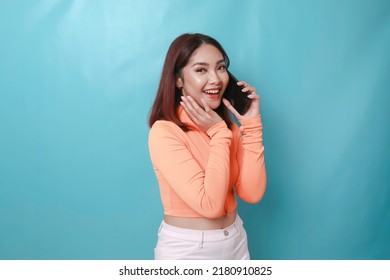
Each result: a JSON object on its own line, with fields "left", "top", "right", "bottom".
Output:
{"left": 223, "top": 81, "right": 266, "bottom": 203}
{"left": 148, "top": 120, "right": 232, "bottom": 218}
{"left": 235, "top": 115, "right": 266, "bottom": 203}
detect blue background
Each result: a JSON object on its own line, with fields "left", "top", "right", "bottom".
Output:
{"left": 0, "top": 0, "right": 389, "bottom": 259}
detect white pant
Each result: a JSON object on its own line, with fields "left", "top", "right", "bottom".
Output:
{"left": 154, "top": 215, "right": 250, "bottom": 260}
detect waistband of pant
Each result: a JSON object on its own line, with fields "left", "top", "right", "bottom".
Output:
{"left": 158, "top": 214, "right": 244, "bottom": 242}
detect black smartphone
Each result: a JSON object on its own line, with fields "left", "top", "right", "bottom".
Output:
{"left": 223, "top": 71, "right": 252, "bottom": 115}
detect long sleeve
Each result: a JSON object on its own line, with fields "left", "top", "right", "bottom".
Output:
{"left": 235, "top": 115, "right": 266, "bottom": 203}
{"left": 148, "top": 120, "right": 232, "bottom": 218}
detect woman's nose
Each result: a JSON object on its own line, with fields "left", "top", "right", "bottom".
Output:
{"left": 208, "top": 71, "right": 222, "bottom": 84}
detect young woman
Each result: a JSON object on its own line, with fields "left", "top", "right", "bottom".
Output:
{"left": 148, "top": 33, "right": 266, "bottom": 260}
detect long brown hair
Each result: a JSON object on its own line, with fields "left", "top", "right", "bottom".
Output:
{"left": 148, "top": 33, "right": 233, "bottom": 131}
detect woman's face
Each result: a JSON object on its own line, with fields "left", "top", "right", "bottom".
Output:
{"left": 176, "top": 44, "right": 229, "bottom": 110}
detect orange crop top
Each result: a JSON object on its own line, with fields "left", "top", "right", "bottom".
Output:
{"left": 148, "top": 107, "right": 266, "bottom": 218}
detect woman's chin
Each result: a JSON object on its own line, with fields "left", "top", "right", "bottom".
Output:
{"left": 204, "top": 97, "right": 222, "bottom": 110}
{"left": 208, "top": 102, "right": 222, "bottom": 110}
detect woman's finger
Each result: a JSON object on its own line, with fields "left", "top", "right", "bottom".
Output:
{"left": 186, "top": 96, "right": 204, "bottom": 115}
{"left": 200, "top": 98, "right": 211, "bottom": 113}
{"left": 180, "top": 101, "right": 194, "bottom": 118}
{"left": 241, "top": 86, "right": 256, "bottom": 94}
{"left": 237, "top": 81, "right": 256, "bottom": 96}
{"left": 182, "top": 95, "right": 196, "bottom": 112}
{"left": 180, "top": 97, "right": 199, "bottom": 122}
{"left": 222, "top": 98, "right": 241, "bottom": 118}
{"left": 247, "top": 92, "right": 260, "bottom": 100}
{"left": 237, "top": 81, "right": 249, "bottom": 87}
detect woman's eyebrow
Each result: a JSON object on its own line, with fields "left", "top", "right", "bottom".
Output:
{"left": 192, "top": 62, "right": 209, "bottom": 67}
{"left": 191, "top": 59, "right": 225, "bottom": 67}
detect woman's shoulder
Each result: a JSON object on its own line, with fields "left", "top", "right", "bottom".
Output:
{"left": 151, "top": 119, "right": 182, "bottom": 130}
{"left": 149, "top": 120, "right": 187, "bottom": 140}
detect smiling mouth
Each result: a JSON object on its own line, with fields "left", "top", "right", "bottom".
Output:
{"left": 203, "top": 89, "right": 220, "bottom": 95}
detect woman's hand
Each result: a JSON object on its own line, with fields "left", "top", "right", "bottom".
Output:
{"left": 223, "top": 81, "right": 260, "bottom": 121}
{"left": 180, "top": 95, "right": 223, "bottom": 132}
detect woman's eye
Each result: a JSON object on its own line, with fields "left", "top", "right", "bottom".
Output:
{"left": 195, "top": 68, "right": 207, "bottom": 73}
{"left": 218, "top": 65, "right": 227, "bottom": 71}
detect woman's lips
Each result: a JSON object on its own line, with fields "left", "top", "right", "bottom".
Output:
{"left": 203, "top": 92, "right": 220, "bottom": 100}
{"left": 204, "top": 89, "right": 220, "bottom": 98}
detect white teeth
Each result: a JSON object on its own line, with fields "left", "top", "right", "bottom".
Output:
{"left": 204, "top": 89, "right": 219, "bottom": 94}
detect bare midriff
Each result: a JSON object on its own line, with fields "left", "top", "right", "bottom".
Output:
{"left": 164, "top": 209, "right": 237, "bottom": 230}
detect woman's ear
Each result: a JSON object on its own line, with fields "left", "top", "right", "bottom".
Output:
{"left": 176, "top": 77, "right": 183, "bottom": 89}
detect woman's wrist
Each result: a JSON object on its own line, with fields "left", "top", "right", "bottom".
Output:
{"left": 239, "top": 114, "right": 261, "bottom": 126}
{"left": 206, "top": 120, "right": 231, "bottom": 139}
